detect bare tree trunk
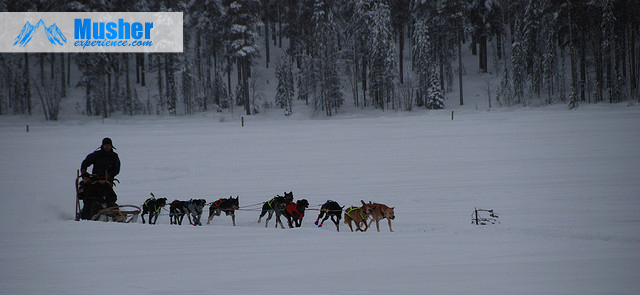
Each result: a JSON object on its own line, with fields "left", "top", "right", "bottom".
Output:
{"left": 458, "top": 23, "right": 464, "bottom": 106}
{"left": 40, "top": 53, "right": 44, "bottom": 86}
{"left": 85, "top": 82, "right": 91, "bottom": 115}
{"left": 353, "top": 50, "right": 359, "bottom": 107}
{"left": 398, "top": 26, "right": 404, "bottom": 84}
{"left": 362, "top": 60, "right": 367, "bottom": 107}
{"left": 50, "top": 53, "right": 55, "bottom": 80}
{"left": 243, "top": 57, "right": 251, "bottom": 115}
{"left": 264, "top": 0, "right": 270, "bottom": 68}
{"left": 227, "top": 56, "right": 232, "bottom": 98}
{"left": 479, "top": 34, "right": 487, "bottom": 73}
{"left": 136, "top": 53, "right": 141, "bottom": 84}
{"left": 24, "top": 53, "right": 31, "bottom": 115}
{"left": 207, "top": 55, "right": 214, "bottom": 108}
{"left": 124, "top": 53, "right": 132, "bottom": 115}
{"left": 631, "top": 24, "right": 638, "bottom": 99}
{"left": 60, "top": 53, "right": 66, "bottom": 97}
{"left": 568, "top": 0, "right": 578, "bottom": 107}
{"left": 157, "top": 54, "right": 164, "bottom": 114}
{"left": 106, "top": 72, "right": 111, "bottom": 118}
{"left": 67, "top": 53, "right": 71, "bottom": 87}
{"left": 141, "top": 54, "right": 146, "bottom": 87}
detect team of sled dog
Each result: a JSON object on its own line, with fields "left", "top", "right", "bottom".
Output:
{"left": 140, "top": 191, "right": 395, "bottom": 232}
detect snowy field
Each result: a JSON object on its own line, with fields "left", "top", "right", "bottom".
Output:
{"left": 1, "top": 105, "right": 639, "bottom": 295}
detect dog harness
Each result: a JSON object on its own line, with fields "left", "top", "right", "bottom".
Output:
{"left": 144, "top": 197, "right": 162, "bottom": 214}
{"left": 285, "top": 203, "right": 304, "bottom": 220}
{"left": 344, "top": 206, "right": 365, "bottom": 220}
{"left": 213, "top": 198, "right": 236, "bottom": 213}
{"left": 266, "top": 197, "right": 276, "bottom": 208}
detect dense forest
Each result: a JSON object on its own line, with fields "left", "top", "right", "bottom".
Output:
{"left": 1, "top": 0, "right": 639, "bottom": 120}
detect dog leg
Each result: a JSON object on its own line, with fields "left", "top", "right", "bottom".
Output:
{"left": 258, "top": 210, "right": 267, "bottom": 224}
{"left": 331, "top": 215, "right": 340, "bottom": 232}
{"left": 387, "top": 219, "right": 393, "bottom": 232}
{"left": 286, "top": 217, "right": 292, "bottom": 228}
{"left": 361, "top": 219, "right": 369, "bottom": 232}
{"left": 317, "top": 215, "right": 329, "bottom": 227}
{"left": 231, "top": 214, "right": 236, "bottom": 226}
{"left": 315, "top": 211, "right": 325, "bottom": 226}
{"left": 275, "top": 212, "right": 285, "bottom": 229}
{"left": 207, "top": 209, "right": 214, "bottom": 225}
{"left": 345, "top": 219, "right": 354, "bottom": 232}
{"left": 264, "top": 211, "right": 273, "bottom": 228}
{"left": 356, "top": 218, "right": 368, "bottom": 232}
{"left": 296, "top": 218, "right": 303, "bottom": 227}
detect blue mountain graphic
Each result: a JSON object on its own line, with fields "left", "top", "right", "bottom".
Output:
{"left": 14, "top": 19, "right": 67, "bottom": 47}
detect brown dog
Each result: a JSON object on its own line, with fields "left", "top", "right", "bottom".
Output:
{"left": 367, "top": 202, "right": 395, "bottom": 232}
{"left": 343, "top": 201, "right": 374, "bottom": 232}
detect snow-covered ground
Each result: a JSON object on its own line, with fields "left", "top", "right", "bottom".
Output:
{"left": 1, "top": 104, "right": 639, "bottom": 295}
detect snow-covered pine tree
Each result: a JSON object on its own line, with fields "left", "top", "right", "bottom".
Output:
{"left": 542, "top": 32, "right": 557, "bottom": 104}
{"left": 523, "top": 1, "right": 543, "bottom": 99}
{"left": 426, "top": 68, "right": 445, "bottom": 109}
{"left": 602, "top": 0, "right": 615, "bottom": 103}
{"left": 511, "top": 17, "right": 526, "bottom": 105}
{"left": 165, "top": 54, "right": 177, "bottom": 115}
{"left": 75, "top": 54, "right": 109, "bottom": 117}
{"left": 368, "top": 0, "right": 397, "bottom": 110}
{"left": 275, "top": 52, "right": 295, "bottom": 115}
{"left": 411, "top": 16, "right": 431, "bottom": 107}
{"left": 189, "top": 0, "right": 226, "bottom": 111}
{"left": 296, "top": 54, "right": 314, "bottom": 106}
{"left": 390, "top": 0, "right": 410, "bottom": 85}
{"left": 311, "top": 0, "right": 342, "bottom": 116}
{"left": 227, "top": 0, "right": 262, "bottom": 115}
{"left": 467, "top": 0, "right": 490, "bottom": 74}
{"left": 348, "top": 0, "right": 374, "bottom": 107}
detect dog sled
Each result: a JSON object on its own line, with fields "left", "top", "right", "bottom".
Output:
{"left": 75, "top": 170, "right": 141, "bottom": 223}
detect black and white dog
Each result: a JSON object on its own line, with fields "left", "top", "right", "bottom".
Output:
{"left": 207, "top": 196, "right": 240, "bottom": 226}
{"left": 314, "top": 200, "right": 344, "bottom": 231}
{"left": 258, "top": 191, "right": 293, "bottom": 229}
{"left": 187, "top": 199, "right": 207, "bottom": 226}
{"left": 141, "top": 194, "right": 167, "bottom": 225}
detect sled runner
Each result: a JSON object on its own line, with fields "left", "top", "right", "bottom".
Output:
{"left": 75, "top": 170, "right": 81, "bottom": 221}
{"left": 91, "top": 205, "right": 141, "bottom": 223}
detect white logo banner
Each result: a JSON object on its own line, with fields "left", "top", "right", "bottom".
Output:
{"left": 0, "top": 12, "right": 183, "bottom": 53}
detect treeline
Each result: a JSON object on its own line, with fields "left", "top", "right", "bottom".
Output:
{"left": 1, "top": 0, "right": 639, "bottom": 120}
